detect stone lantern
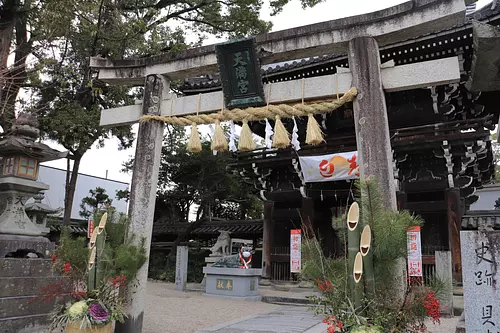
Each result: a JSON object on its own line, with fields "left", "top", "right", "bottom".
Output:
{"left": 25, "top": 192, "right": 61, "bottom": 235}
{"left": 0, "top": 113, "right": 66, "bottom": 254}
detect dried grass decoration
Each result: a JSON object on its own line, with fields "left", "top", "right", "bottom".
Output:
{"left": 272, "top": 115, "right": 290, "bottom": 149}
{"left": 187, "top": 94, "right": 203, "bottom": 153}
{"left": 238, "top": 119, "right": 256, "bottom": 151}
{"left": 211, "top": 119, "right": 228, "bottom": 151}
{"left": 211, "top": 99, "right": 228, "bottom": 152}
{"left": 302, "top": 78, "right": 324, "bottom": 145}
{"left": 188, "top": 123, "right": 202, "bottom": 153}
{"left": 305, "top": 114, "right": 324, "bottom": 145}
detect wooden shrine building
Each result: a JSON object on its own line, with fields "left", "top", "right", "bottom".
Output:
{"left": 177, "top": 3, "right": 500, "bottom": 282}
{"left": 90, "top": 2, "right": 500, "bottom": 312}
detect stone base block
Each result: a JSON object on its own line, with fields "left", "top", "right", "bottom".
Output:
{"left": 0, "top": 258, "right": 54, "bottom": 277}
{"left": 0, "top": 295, "right": 61, "bottom": 318}
{"left": 299, "top": 280, "right": 314, "bottom": 288}
{"left": 203, "top": 267, "right": 262, "bottom": 298}
{"left": 455, "top": 321, "right": 465, "bottom": 333}
{"left": 259, "top": 278, "right": 271, "bottom": 286}
{"left": 202, "top": 293, "right": 262, "bottom": 302}
{"left": 0, "top": 258, "right": 62, "bottom": 333}
{"left": 0, "top": 236, "right": 53, "bottom": 258}
{"left": 0, "top": 276, "right": 62, "bottom": 297}
{"left": 0, "top": 314, "right": 55, "bottom": 333}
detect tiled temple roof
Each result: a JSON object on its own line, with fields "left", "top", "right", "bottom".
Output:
{"left": 153, "top": 219, "right": 263, "bottom": 236}
{"left": 49, "top": 223, "right": 87, "bottom": 234}
{"left": 461, "top": 210, "right": 500, "bottom": 230}
{"left": 179, "top": 4, "right": 500, "bottom": 94}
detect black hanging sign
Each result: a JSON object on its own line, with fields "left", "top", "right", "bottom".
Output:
{"left": 215, "top": 37, "right": 266, "bottom": 109}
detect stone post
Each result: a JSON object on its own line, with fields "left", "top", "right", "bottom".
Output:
{"left": 261, "top": 201, "right": 274, "bottom": 284}
{"left": 461, "top": 230, "right": 500, "bottom": 332}
{"left": 435, "top": 251, "right": 454, "bottom": 317}
{"left": 348, "top": 36, "right": 397, "bottom": 211}
{"left": 348, "top": 36, "right": 402, "bottom": 302}
{"left": 175, "top": 245, "right": 189, "bottom": 291}
{"left": 445, "top": 188, "right": 463, "bottom": 283}
{"left": 115, "top": 74, "right": 168, "bottom": 333}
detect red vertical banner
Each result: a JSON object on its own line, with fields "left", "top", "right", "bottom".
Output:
{"left": 407, "top": 226, "right": 422, "bottom": 277}
{"left": 87, "top": 218, "right": 95, "bottom": 238}
{"left": 290, "top": 229, "right": 302, "bottom": 273}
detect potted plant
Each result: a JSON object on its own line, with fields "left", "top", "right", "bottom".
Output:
{"left": 42, "top": 211, "right": 147, "bottom": 332}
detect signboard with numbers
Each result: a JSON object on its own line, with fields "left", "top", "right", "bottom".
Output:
{"left": 461, "top": 231, "right": 500, "bottom": 333}
{"left": 407, "top": 226, "right": 423, "bottom": 277}
{"left": 290, "top": 229, "right": 302, "bottom": 273}
{"left": 215, "top": 37, "right": 266, "bottom": 109}
{"left": 87, "top": 217, "right": 94, "bottom": 238}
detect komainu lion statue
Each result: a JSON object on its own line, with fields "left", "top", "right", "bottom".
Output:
{"left": 209, "top": 230, "right": 231, "bottom": 257}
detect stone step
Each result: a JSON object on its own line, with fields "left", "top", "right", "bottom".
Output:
{"left": 0, "top": 258, "right": 54, "bottom": 277}
{"left": 0, "top": 313, "right": 56, "bottom": 333}
{"left": 0, "top": 276, "right": 62, "bottom": 297}
{"left": 261, "top": 295, "right": 314, "bottom": 306}
{"left": 0, "top": 295, "right": 61, "bottom": 318}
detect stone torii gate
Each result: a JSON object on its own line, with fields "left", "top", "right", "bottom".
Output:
{"left": 90, "top": 1, "right": 466, "bottom": 331}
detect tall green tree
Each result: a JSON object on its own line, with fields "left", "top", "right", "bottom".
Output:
{"left": 123, "top": 124, "right": 262, "bottom": 263}
{"left": 1, "top": 0, "right": 323, "bottom": 225}
{"left": 79, "top": 187, "right": 113, "bottom": 219}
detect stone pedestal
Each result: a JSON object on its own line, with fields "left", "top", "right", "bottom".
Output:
{"left": 460, "top": 230, "right": 500, "bottom": 332}
{"left": 175, "top": 246, "right": 188, "bottom": 291}
{"left": 0, "top": 234, "right": 53, "bottom": 257}
{"left": 0, "top": 258, "right": 62, "bottom": 333}
{"left": 203, "top": 267, "right": 262, "bottom": 301}
{"left": 201, "top": 256, "right": 220, "bottom": 286}
{"left": 435, "top": 251, "right": 454, "bottom": 317}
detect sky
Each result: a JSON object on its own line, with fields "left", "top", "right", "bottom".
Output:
{"left": 40, "top": 0, "right": 492, "bottom": 186}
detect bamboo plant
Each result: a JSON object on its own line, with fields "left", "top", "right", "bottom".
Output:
{"left": 88, "top": 213, "right": 108, "bottom": 291}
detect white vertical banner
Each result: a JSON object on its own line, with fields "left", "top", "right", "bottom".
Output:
{"left": 290, "top": 229, "right": 302, "bottom": 273}
{"left": 407, "top": 226, "right": 423, "bottom": 277}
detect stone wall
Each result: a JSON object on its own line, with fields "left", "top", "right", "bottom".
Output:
{"left": 0, "top": 258, "right": 62, "bottom": 333}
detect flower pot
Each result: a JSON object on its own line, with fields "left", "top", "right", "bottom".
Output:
{"left": 66, "top": 322, "right": 113, "bottom": 333}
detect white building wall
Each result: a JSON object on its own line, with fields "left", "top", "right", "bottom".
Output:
{"left": 469, "top": 185, "right": 500, "bottom": 211}
{"left": 37, "top": 165, "right": 129, "bottom": 220}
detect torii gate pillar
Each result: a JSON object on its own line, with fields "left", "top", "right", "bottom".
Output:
{"left": 348, "top": 37, "right": 404, "bottom": 301}
{"left": 348, "top": 37, "right": 397, "bottom": 210}
{"left": 116, "top": 74, "right": 168, "bottom": 333}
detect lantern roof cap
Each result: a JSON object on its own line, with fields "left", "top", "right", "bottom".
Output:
{"left": 25, "top": 192, "right": 60, "bottom": 214}
{"left": 0, "top": 114, "right": 67, "bottom": 162}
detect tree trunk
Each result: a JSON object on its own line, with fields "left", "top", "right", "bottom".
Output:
{"left": 0, "top": 0, "right": 31, "bottom": 132}
{"left": 0, "top": 1, "right": 18, "bottom": 131}
{"left": 63, "top": 155, "right": 82, "bottom": 225}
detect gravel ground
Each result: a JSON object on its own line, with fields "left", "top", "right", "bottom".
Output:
{"left": 143, "top": 281, "right": 460, "bottom": 333}
{"left": 143, "top": 281, "right": 279, "bottom": 333}
{"left": 425, "top": 317, "right": 460, "bottom": 333}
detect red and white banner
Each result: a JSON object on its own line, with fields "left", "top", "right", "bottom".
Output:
{"left": 407, "top": 226, "right": 423, "bottom": 277}
{"left": 87, "top": 218, "right": 95, "bottom": 239}
{"left": 290, "top": 229, "right": 302, "bottom": 273}
{"left": 298, "top": 151, "right": 360, "bottom": 183}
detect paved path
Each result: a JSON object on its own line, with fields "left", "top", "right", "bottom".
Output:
{"left": 194, "top": 306, "right": 326, "bottom": 333}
